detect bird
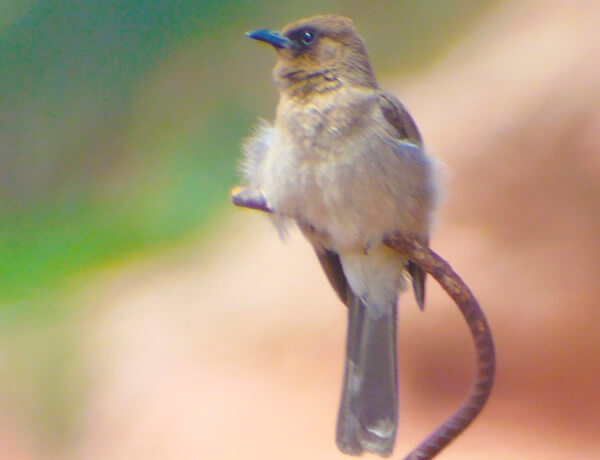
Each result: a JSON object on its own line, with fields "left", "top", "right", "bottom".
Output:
{"left": 242, "top": 15, "right": 438, "bottom": 457}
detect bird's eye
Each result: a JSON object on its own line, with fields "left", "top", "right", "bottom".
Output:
{"left": 301, "top": 30, "right": 314, "bottom": 45}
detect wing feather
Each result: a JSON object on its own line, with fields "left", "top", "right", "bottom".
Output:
{"left": 378, "top": 91, "right": 428, "bottom": 309}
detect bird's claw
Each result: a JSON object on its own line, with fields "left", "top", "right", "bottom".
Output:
{"left": 230, "top": 186, "right": 272, "bottom": 213}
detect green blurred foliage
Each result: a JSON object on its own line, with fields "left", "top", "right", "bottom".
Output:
{"left": 0, "top": 0, "right": 257, "bottom": 308}
{"left": 0, "top": 0, "right": 496, "bottom": 450}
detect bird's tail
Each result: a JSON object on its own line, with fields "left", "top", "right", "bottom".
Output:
{"left": 336, "top": 292, "right": 398, "bottom": 457}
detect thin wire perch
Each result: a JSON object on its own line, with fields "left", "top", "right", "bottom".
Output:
{"left": 231, "top": 186, "right": 496, "bottom": 460}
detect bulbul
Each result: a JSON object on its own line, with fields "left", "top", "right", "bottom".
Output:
{"left": 242, "top": 15, "right": 438, "bottom": 457}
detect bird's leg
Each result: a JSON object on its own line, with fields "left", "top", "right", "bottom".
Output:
{"left": 230, "top": 186, "right": 496, "bottom": 460}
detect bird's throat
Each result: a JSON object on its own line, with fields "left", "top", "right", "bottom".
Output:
{"left": 277, "top": 68, "right": 342, "bottom": 99}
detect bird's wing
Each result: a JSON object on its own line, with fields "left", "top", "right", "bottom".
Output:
{"left": 314, "top": 247, "right": 351, "bottom": 306}
{"left": 377, "top": 91, "right": 428, "bottom": 310}
{"left": 377, "top": 91, "right": 423, "bottom": 147}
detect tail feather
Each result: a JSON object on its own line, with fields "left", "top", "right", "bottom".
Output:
{"left": 336, "top": 293, "right": 398, "bottom": 457}
{"left": 336, "top": 293, "right": 365, "bottom": 455}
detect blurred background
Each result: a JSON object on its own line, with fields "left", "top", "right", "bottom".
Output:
{"left": 1, "top": 0, "right": 599, "bottom": 459}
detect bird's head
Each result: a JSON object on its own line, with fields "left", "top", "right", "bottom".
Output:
{"left": 247, "top": 15, "right": 378, "bottom": 97}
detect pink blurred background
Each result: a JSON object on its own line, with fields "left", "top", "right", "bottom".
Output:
{"left": 2, "top": 1, "right": 599, "bottom": 459}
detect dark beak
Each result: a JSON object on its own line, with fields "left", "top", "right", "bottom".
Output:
{"left": 246, "top": 29, "right": 293, "bottom": 49}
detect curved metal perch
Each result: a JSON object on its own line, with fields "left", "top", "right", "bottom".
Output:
{"left": 230, "top": 186, "right": 496, "bottom": 460}
{"left": 383, "top": 233, "right": 495, "bottom": 460}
